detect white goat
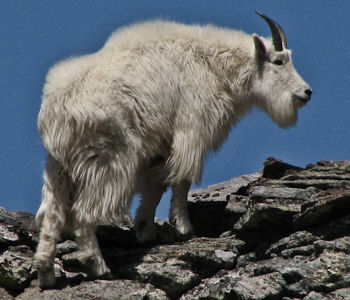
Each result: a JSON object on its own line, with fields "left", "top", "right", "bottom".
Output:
{"left": 35, "top": 12, "right": 312, "bottom": 288}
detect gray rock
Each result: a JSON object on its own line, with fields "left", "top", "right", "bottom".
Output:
{"left": 303, "top": 250, "right": 350, "bottom": 291}
{"left": 127, "top": 258, "right": 198, "bottom": 299}
{"left": 293, "top": 190, "right": 350, "bottom": 229}
{"left": 280, "top": 244, "right": 315, "bottom": 258}
{"left": 304, "top": 291, "right": 331, "bottom": 300}
{"left": 266, "top": 230, "right": 319, "bottom": 256}
{"left": 114, "top": 236, "right": 244, "bottom": 298}
{"left": 250, "top": 185, "right": 309, "bottom": 201}
{"left": 233, "top": 200, "right": 298, "bottom": 242}
{"left": 331, "top": 287, "right": 350, "bottom": 299}
{"left": 182, "top": 270, "right": 286, "bottom": 300}
{"left": 232, "top": 272, "right": 286, "bottom": 300}
{"left": 0, "top": 224, "right": 20, "bottom": 248}
{"left": 0, "top": 208, "right": 36, "bottom": 234}
{"left": 17, "top": 279, "right": 169, "bottom": 300}
{"left": 180, "top": 270, "right": 240, "bottom": 300}
{"left": 272, "top": 250, "right": 350, "bottom": 297}
{"left": 0, "top": 158, "right": 349, "bottom": 299}
{"left": 262, "top": 157, "right": 303, "bottom": 179}
{"left": 187, "top": 172, "right": 261, "bottom": 237}
{"left": 236, "top": 252, "right": 258, "bottom": 267}
{"left": 313, "top": 237, "right": 350, "bottom": 254}
{"left": 0, "top": 208, "right": 38, "bottom": 250}
{"left": 0, "top": 245, "right": 36, "bottom": 291}
{"left": 225, "top": 195, "right": 250, "bottom": 214}
{"left": 312, "top": 214, "right": 350, "bottom": 241}
{"left": 189, "top": 171, "right": 262, "bottom": 200}
{"left": 0, "top": 287, "right": 14, "bottom": 300}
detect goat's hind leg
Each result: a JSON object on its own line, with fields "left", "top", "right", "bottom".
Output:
{"left": 35, "top": 156, "right": 69, "bottom": 289}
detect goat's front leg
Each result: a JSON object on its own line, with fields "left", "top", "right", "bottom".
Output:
{"left": 169, "top": 181, "right": 193, "bottom": 237}
{"left": 135, "top": 183, "right": 166, "bottom": 244}
{"left": 74, "top": 224, "right": 112, "bottom": 279}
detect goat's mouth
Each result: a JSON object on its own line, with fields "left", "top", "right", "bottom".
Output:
{"left": 292, "top": 94, "right": 310, "bottom": 105}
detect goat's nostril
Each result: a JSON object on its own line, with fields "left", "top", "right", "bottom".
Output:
{"left": 305, "top": 89, "right": 312, "bottom": 97}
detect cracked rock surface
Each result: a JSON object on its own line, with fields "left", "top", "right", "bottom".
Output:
{"left": 1, "top": 158, "right": 350, "bottom": 299}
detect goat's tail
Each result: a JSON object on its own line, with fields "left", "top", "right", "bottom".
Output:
{"left": 69, "top": 139, "right": 140, "bottom": 225}
{"left": 36, "top": 155, "right": 70, "bottom": 231}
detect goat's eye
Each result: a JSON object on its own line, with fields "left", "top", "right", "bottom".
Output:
{"left": 273, "top": 59, "right": 283, "bottom": 66}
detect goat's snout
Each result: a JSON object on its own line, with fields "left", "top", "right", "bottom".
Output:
{"left": 304, "top": 88, "right": 312, "bottom": 100}
{"left": 292, "top": 87, "right": 312, "bottom": 104}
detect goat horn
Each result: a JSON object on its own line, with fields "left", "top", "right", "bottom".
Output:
{"left": 256, "top": 11, "right": 287, "bottom": 51}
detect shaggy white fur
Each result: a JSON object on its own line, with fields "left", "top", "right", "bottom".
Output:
{"left": 35, "top": 16, "right": 311, "bottom": 288}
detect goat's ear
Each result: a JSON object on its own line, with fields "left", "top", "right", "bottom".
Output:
{"left": 253, "top": 34, "right": 267, "bottom": 60}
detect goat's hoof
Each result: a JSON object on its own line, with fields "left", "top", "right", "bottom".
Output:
{"left": 170, "top": 218, "right": 194, "bottom": 240}
{"left": 177, "top": 230, "right": 195, "bottom": 241}
{"left": 90, "top": 260, "right": 112, "bottom": 280}
{"left": 97, "top": 270, "right": 113, "bottom": 280}
{"left": 135, "top": 220, "right": 157, "bottom": 244}
{"left": 38, "top": 267, "right": 56, "bottom": 289}
{"left": 92, "top": 267, "right": 113, "bottom": 280}
{"left": 136, "top": 231, "right": 157, "bottom": 245}
{"left": 174, "top": 227, "right": 195, "bottom": 241}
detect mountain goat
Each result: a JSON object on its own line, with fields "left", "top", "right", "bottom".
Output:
{"left": 35, "top": 12, "right": 312, "bottom": 288}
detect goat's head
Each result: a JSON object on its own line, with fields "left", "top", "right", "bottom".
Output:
{"left": 252, "top": 12, "right": 312, "bottom": 128}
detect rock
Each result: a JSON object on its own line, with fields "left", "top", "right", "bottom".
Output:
{"left": 265, "top": 230, "right": 319, "bottom": 256}
{"left": 262, "top": 157, "right": 302, "bottom": 179}
{"left": 232, "top": 271, "right": 286, "bottom": 300}
{"left": 249, "top": 250, "right": 350, "bottom": 298}
{"left": 312, "top": 214, "right": 350, "bottom": 241}
{"left": 225, "top": 195, "right": 250, "bottom": 214}
{"left": 280, "top": 244, "right": 315, "bottom": 258}
{"left": 249, "top": 185, "right": 309, "bottom": 201}
{"left": 181, "top": 270, "right": 287, "bottom": 300}
{"left": 188, "top": 195, "right": 228, "bottom": 237}
{"left": 17, "top": 279, "right": 169, "bottom": 300}
{"left": 302, "top": 250, "right": 350, "bottom": 291}
{"left": 126, "top": 258, "right": 198, "bottom": 299}
{"left": 180, "top": 270, "right": 240, "bottom": 300}
{"left": 0, "top": 245, "right": 36, "bottom": 291}
{"left": 0, "top": 208, "right": 38, "bottom": 250}
{"left": 0, "top": 224, "right": 20, "bottom": 248}
{"left": 0, "top": 287, "right": 14, "bottom": 300}
{"left": 293, "top": 189, "right": 350, "bottom": 229}
{"left": 113, "top": 236, "right": 245, "bottom": 298}
{"left": 303, "top": 291, "right": 331, "bottom": 300}
{"left": 188, "top": 172, "right": 261, "bottom": 237}
{"left": 232, "top": 194, "right": 308, "bottom": 248}
{"left": 331, "top": 287, "right": 350, "bottom": 299}
{"left": 0, "top": 158, "right": 349, "bottom": 299}
{"left": 313, "top": 237, "right": 350, "bottom": 254}
{"left": 189, "top": 171, "right": 262, "bottom": 200}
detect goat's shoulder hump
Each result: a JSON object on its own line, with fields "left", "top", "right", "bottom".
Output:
{"left": 102, "top": 20, "right": 253, "bottom": 52}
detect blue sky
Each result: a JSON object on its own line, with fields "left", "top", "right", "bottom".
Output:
{"left": 1, "top": 1, "right": 349, "bottom": 219}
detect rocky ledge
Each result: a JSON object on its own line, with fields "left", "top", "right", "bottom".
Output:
{"left": 1, "top": 158, "right": 350, "bottom": 299}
